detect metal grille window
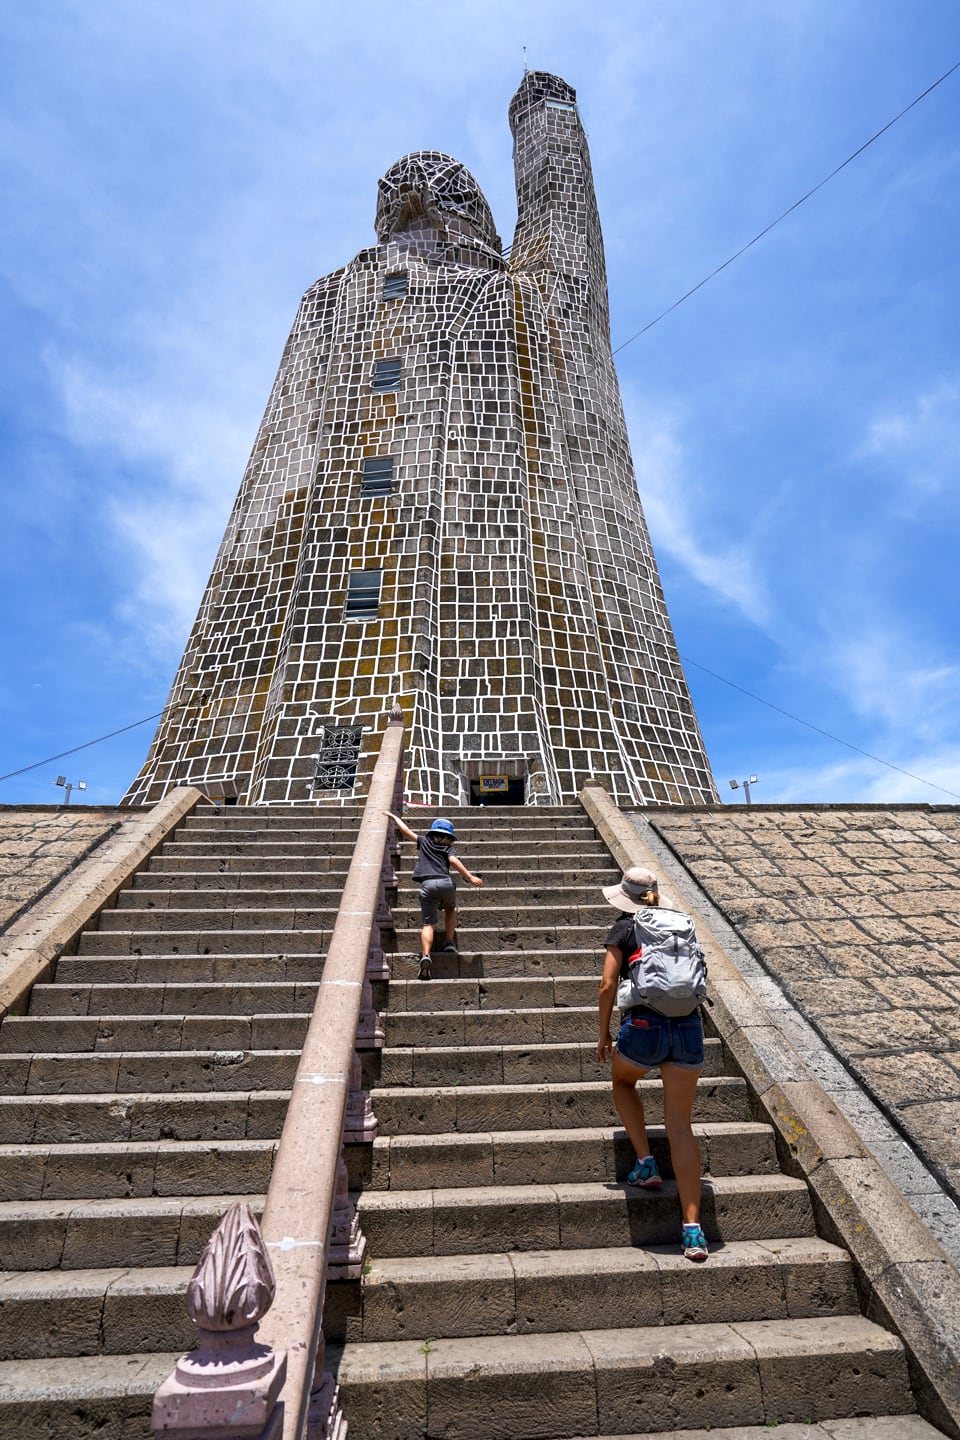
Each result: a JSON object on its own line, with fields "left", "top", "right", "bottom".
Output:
{"left": 360, "top": 457, "right": 395, "bottom": 497}
{"left": 383, "top": 272, "right": 408, "bottom": 300}
{"left": 372, "top": 358, "right": 401, "bottom": 392}
{"left": 311, "top": 725, "right": 362, "bottom": 792}
{"left": 345, "top": 568, "right": 382, "bottom": 619}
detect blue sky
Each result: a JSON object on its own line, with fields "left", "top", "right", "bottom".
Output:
{"left": 1, "top": 1, "right": 959, "bottom": 807}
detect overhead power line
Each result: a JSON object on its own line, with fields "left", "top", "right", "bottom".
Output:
{"left": 681, "top": 653, "right": 960, "bottom": 803}
{"left": 4, "top": 660, "right": 960, "bottom": 803}
{"left": 0, "top": 704, "right": 185, "bottom": 785}
{"left": 612, "top": 57, "right": 960, "bottom": 355}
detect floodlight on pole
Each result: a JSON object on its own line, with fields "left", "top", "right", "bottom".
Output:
{"left": 728, "top": 774, "right": 759, "bottom": 805}
{"left": 53, "top": 776, "right": 87, "bottom": 806}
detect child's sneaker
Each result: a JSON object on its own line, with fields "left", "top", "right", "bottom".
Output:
{"left": 681, "top": 1223, "right": 709, "bottom": 1262}
{"left": 417, "top": 956, "right": 432, "bottom": 980}
{"left": 626, "top": 1154, "right": 662, "bottom": 1188}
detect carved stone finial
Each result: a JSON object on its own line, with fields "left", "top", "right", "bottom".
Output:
{"left": 389, "top": 696, "right": 404, "bottom": 722}
{"left": 187, "top": 1200, "right": 276, "bottom": 1333}
{"left": 152, "top": 1202, "right": 286, "bottom": 1437}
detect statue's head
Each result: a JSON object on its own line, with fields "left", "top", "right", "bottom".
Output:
{"left": 376, "top": 151, "right": 500, "bottom": 252}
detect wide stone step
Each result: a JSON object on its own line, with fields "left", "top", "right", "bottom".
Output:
{"left": 77, "top": 927, "right": 330, "bottom": 956}
{"left": 393, "top": 923, "right": 613, "bottom": 952}
{"left": 180, "top": 813, "right": 596, "bottom": 834}
{"left": 558, "top": 1423, "right": 946, "bottom": 1440}
{"left": 148, "top": 852, "right": 354, "bottom": 874}
{"left": 0, "top": 1193, "right": 262, "bottom": 1269}
{"left": 334, "top": 1236, "right": 858, "bottom": 1343}
{"left": 0, "top": 1351, "right": 180, "bottom": 1440}
{"left": 131, "top": 873, "right": 617, "bottom": 903}
{"left": 393, "top": 904, "right": 616, "bottom": 931}
{"left": 371, "top": 1122, "right": 778, "bottom": 1191}
{"left": 0, "top": 1048, "right": 303, "bottom": 1095}
{"left": 165, "top": 833, "right": 609, "bottom": 855}
{"left": 27, "top": 980, "right": 319, "bottom": 1018}
{"left": 379, "top": 1038, "right": 725, "bottom": 1087}
{"left": 370, "top": 1077, "right": 747, "bottom": 1133}
{"left": 386, "top": 976, "right": 600, "bottom": 1011}
{"left": 96, "top": 905, "right": 340, "bottom": 932}
{"left": 388, "top": 950, "right": 606, "bottom": 981}
{"left": 357, "top": 1173, "right": 814, "bottom": 1258}
{"left": 0, "top": 1012, "right": 313, "bottom": 1055}
{"left": 181, "top": 811, "right": 361, "bottom": 830}
{"left": 0, "top": 1090, "right": 291, "bottom": 1146}
{"left": 332, "top": 1315, "right": 912, "bottom": 1436}
{"left": 386, "top": 1005, "right": 599, "bottom": 1048}
{"left": 116, "top": 886, "right": 351, "bottom": 910}
{"left": 57, "top": 952, "right": 327, "bottom": 984}
{"left": 132, "top": 868, "right": 363, "bottom": 892}
{"left": 0, "top": 1264, "right": 198, "bottom": 1358}
{"left": 0, "top": 1137, "right": 277, "bottom": 1201}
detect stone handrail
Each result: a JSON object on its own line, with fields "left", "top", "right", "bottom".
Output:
{"left": 154, "top": 710, "right": 405, "bottom": 1440}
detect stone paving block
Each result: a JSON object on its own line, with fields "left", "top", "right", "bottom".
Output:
{"left": 426, "top": 1330, "right": 597, "bottom": 1440}
{"left": 734, "top": 1315, "right": 911, "bottom": 1422}
{"left": 586, "top": 1322, "right": 763, "bottom": 1433}
{"left": 334, "top": 1337, "right": 428, "bottom": 1440}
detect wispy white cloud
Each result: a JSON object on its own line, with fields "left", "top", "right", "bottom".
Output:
{"left": 765, "top": 745, "right": 960, "bottom": 806}
{"left": 622, "top": 394, "right": 771, "bottom": 626}
{"left": 859, "top": 377, "right": 960, "bottom": 504}
{"left": 54, "top": 352, "right": 254, "bottom": 655}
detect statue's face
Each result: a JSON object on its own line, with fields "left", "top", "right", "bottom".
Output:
{"left": 376, "top": 151, "right": 500, "bottom": 250}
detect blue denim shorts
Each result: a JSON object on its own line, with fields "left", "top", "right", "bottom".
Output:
{"left": 616, "top": 1006, "right": 704, "bottom": 1071}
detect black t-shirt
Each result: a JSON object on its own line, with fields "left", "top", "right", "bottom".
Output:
{"left": 412, "top": 833, "right": 457, "bottom": 882}
{"left": 605, "top": 913, "right": 637, "bottom": 976}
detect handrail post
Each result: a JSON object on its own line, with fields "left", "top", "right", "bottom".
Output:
{"left": 152, "top": 707, "right": 404, "bottom": 1440}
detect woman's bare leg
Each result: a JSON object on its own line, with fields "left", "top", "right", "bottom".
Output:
{"left": 610, "top": 1049, "right": 651, "bottom": 1161}
{"left": 660, "top": 1063, "right": 702, "bottom": 1224}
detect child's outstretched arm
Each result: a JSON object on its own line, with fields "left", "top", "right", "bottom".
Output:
{"left": 450, "top": 856, "right": 482, "bottom": 887}
{"left": 383, "top": 809, "right": 417, "bottom": 843}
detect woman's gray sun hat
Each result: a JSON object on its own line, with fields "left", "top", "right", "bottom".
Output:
{"left": 602, "top": 867, "right": 659, "bottom": 912}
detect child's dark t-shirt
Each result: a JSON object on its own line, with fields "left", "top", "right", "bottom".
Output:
{"left": 412, "top": 834, "right": 457, "bottom": 882}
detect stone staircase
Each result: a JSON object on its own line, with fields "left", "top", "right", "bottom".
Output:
{"left": 0, "top": 803, "right": 945, "bottom": 1438}
{"left": 327, "top": 806, "right": 940, "bottom": 1438}
{"left": 0, "top": 806, "right": 366, "bottom": 1436}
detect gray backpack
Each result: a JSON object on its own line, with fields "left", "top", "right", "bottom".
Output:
{"left": 616, "top": 906, "right": 707, "bottom": 1018}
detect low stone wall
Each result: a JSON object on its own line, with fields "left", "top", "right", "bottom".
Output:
{"left": 649, "top": 804, "right": 960, "bottom": 1200}
{"left": 0, "top": 806, "right": 126, "bottom": 934}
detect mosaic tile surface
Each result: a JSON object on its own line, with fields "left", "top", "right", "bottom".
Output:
{"left": 125, "top": 72, "right": 717, "bottom": 808}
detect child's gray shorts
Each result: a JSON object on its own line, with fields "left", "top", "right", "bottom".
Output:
{"left": 419, "top": 877, "right": 457, "bottom": 925}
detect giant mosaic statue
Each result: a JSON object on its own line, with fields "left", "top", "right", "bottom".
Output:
{"left": 125, "top": 72, "right": 717, "bottom": 807}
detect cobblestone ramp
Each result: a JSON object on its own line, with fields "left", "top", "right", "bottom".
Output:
{"left": 0, "top": 805, "right": 946, "bottom": 1438}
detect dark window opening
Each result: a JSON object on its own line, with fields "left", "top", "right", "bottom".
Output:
{"left": 372, "top": 358, "right": 401, "bottom": 392}
{"left": 345, "top": 568, "right": 382, "bottom": 619}
{"left": 383, "top": 272, "right": 408, "bottom": 300}
{"left": 469, "top": 776, "right": 526, "bottom": 806}
{"left": 312, "top": 724, "right": 363, "bottom": 792}
{"left": 360, "top": 457, "right": 396, "bottom": 497}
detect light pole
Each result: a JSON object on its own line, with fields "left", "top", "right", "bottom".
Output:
{"left": 53, "top": 776, "right": 87, "bottom": 805}
{"left": 729, "top": 774, "right": 759, "bottom": 805}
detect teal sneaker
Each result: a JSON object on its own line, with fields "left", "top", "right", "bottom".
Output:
{"left": 626, "top": 1155, "right": 662, "bottom": 1188}
{"left": 682, "top": 1223, "right": 709, "bottom": 1262}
